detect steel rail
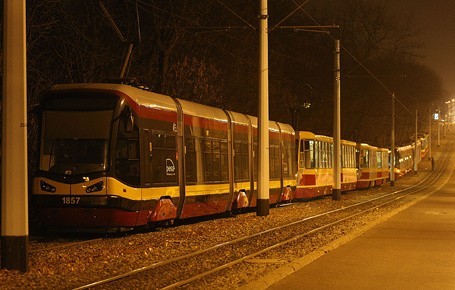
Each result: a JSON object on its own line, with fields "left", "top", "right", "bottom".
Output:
{"left": 73, "top": 136, "right": 454, "bottom": 289}
{"left": 29, "top": 237, "right": 104, "bottom": 254}
{"left": 163, "top": 142, "right": 455, "bottom": 289}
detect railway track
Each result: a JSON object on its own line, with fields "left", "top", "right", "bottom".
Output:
{"left": 29, "top": 236, "right": 104, "bottom": 253}
{"left": 72, "top": 136, "right": 455, "bottom": 290}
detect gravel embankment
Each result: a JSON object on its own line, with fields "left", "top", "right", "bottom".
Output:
{"left": 0, "top": 157, "right": 445, "bottom": 289}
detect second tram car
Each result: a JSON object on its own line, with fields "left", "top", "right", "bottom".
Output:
{"left": 294, "top": 132, "right": 357, "bottom": 199}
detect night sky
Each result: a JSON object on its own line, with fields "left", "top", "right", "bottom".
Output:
{"left": 382, "top": 1, "right": 455, "bottom": 97}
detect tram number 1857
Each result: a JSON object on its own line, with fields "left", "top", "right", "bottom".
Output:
{"left": 62, "top": 196, "right": 80, "bottom": 205}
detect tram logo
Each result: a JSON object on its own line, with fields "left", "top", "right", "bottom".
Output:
{"left": 166, "top": 158, "right": 176, "bottom": 176}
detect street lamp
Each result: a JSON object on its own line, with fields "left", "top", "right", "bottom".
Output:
{"left": 291, "top": 84, "right": 313, "bottom": 130}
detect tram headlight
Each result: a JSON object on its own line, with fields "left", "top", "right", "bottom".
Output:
{"left": 40, "top": 180, "right": 56, "bottom": 193}
{"left": 86, "top": 181, "right": 104, "bottom": 193}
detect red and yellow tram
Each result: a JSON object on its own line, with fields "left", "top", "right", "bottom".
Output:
{"left": 341, "top": 139, "right": 357, "bottom": 191}
{"left": 356, "top": 143, "right": 378, "bottom": 188}
{"left": 375, "top": 148, "right": 390, "bottom": 186}
{"left": 295, "top": 132, "right": 333, "bottom": 198}
{"left": 33, "top": 83, "right": 296, "bottom": 231}
{"left": 33, "top": 82, "right": 426, "bottom": 232}
{"left": 395, "top": 144, "right": 414, "bottom": 179}
{"left": 295, "top": 132, "right": 357, "bottom": 199}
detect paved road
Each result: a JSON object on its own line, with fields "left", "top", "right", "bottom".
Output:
{"left": 267, "top": 171, "right": 455, "bottom": 289}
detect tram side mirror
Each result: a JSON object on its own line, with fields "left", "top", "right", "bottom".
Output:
{"left": 123, "top": 107, "right": 135, "bottom": 133}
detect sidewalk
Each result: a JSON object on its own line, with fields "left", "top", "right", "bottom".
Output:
{"left": 238, "top": 133, "right": 455, "bottom": 290}
{"left": 264, "top": 163, "right": 455, "bottom": 289}
{"left": 264, "top": 139, "right": 455, "bottom": 290}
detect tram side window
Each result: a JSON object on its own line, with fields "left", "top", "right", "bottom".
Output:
{"left": 352, "top": 147, "right": 356, "bottom": 167}
{"left": 361, "top": 150, "right": 370, "bottom": 168}
{"left": 220, "top": 141, "right": 228, "bottom": 182}
{"left": 304, "top": 140, "right": 315, "bottom": 168}
{"left": 315, "top": 141, "right": 321, "bottom": 168}
{"left": 383, "top": 152, "right": 388, "bottom": 168}
{"left": 115, "top": 124, "right": 140, "bottom": 186}
{"left": 241, "top": 142, "right": 249, "bottom": 180}
{"left": 320, "top": 142, "right": 325, "bottom": 168}
{"left": 212, "top": 140, "right": 221, "bottom": 181}
{"left": 323, "top": 142, "right": 328, "bottom": 168}
{"left": 324, "top": 142, "right": 328, "bottom": 168}
{"left": 329, "top": 143, "right": 333, "bottom": 168}
{"left": 202, "top": 138, "right": 228, "bottom": 183}
{"left": 253, "top": 141, "right": 258, "bottom": 181}
{"left": 377, "top": 152, "right": 382, "bottom": 168}
{"left": 341, "top": 144, "right": 349, "bottom": 168}
{"left": 234, "top": 141, "right": 249, "bottom": 181}
{"left": 298, "top": 140, "right": 304, "bottom": 169}
{"left": 282, "top": 138, "right": 293, "bottom": 178}
{"left": 320, "top": 142, "right": 324, "bottom": 168}
{"left": 269, "top": 144, "right": 280, "bottom": 179}
{"left": 349, "top": 146, "right": 355, "bottom": 167}
{"left": 327, "top": 142, "right": 332, "bottom": 168}
{"left": 343, "top": 145, "right": 349, "bottom": 168}
{"left": 356, "top": 150, "right": 360, "bottom": 168}
{"left": 370, "top": 150, "right": 375, "bottom": 168}
{"left": 321, "top": 142, "right": 328, "bottom": 168}
{"left": 149, "top": 132, "right": 178, "bottom": 185}
{"left": 203, "top": 139, "right": 213, "bottom": 182}
{"left": 185, "top": 137, "right": 197, "bottom": 184}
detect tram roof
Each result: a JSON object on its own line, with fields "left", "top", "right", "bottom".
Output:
{"left": 177, "top": 98, "right": 228, "bottom": 123}
{"left": 51, "top": 83, "right": 295, "bottom": 132}
{"left": 52, "top": 83, "right": 178, "bottom": 113}
{"left": 297, "top": 131, "right": 333, "bottom": 142}
{"left": 357, "top": 143, "right": 378, "bottom": 150}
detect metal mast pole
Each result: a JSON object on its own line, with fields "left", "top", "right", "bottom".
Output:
{"left": 332, "top": 39, "right": 341, "bottom": 201}
{"left": 437, "top": 107, "right": 440, "bottom": 147}
{"left": 429, "top": 109, "right": 432, "bottom": 160}
{"left": 414, "top": 110, "right": 418, "bottom": 174}
{"left": 1, "top": 0, "right": 29, "bottom": 272}
{"left": 390, "top": 94, "right": 395, "bottom": 186}
{"left": 257, "top": 0, "right": 270, "bottom": 216}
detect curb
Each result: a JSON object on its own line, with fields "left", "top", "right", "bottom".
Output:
{"left": 238, "top": 189, "right": 437, "bottom": 290}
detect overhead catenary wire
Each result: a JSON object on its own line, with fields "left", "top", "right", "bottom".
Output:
{"left": 130, "top": 0, "right": 321, "bottom": 91}
{"left": 215, "top": 0, "right": 256, "bottom": 30}
{"left": 134, "top": 0, "right": 331, "bottom": 78}
{"left": 99, "top": 0, "right": 126, "bottom": 43}
{"left": 270, "top": 0, "right": 311, "bottom": 31}
{"left": 289, "top": 0, "right": 410, "bottom": 113}
{"left": 132, "top": 0, "right": 411, "bottom": 118}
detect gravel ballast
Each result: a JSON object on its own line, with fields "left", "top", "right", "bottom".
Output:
{"left": 0, "top": 155, "right": 450, "bottom": 289}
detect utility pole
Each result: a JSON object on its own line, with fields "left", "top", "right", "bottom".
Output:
{"left": 414, "top": 110, "right": 418, "bottom": 174}
{"left": 257, "top": 0, "right": 269, "bottom": 216}
{"left": 332, "top": 39, "right": 341, "bottom": 201}
{"left": 390, "top": 94, "right": 395, "bottom": 186}
{"left": 1, "top": 0, "right": 29, "bottom": 272}
{"left": 428, "top": 109, "right": 432, "bottom": 161}
{"left": 437, "top": 107, "right": 440, "bottom": 147}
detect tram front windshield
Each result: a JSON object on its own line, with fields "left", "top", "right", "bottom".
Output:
{"left": 40, "top": 110, "right": 113, "bottom": 175}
